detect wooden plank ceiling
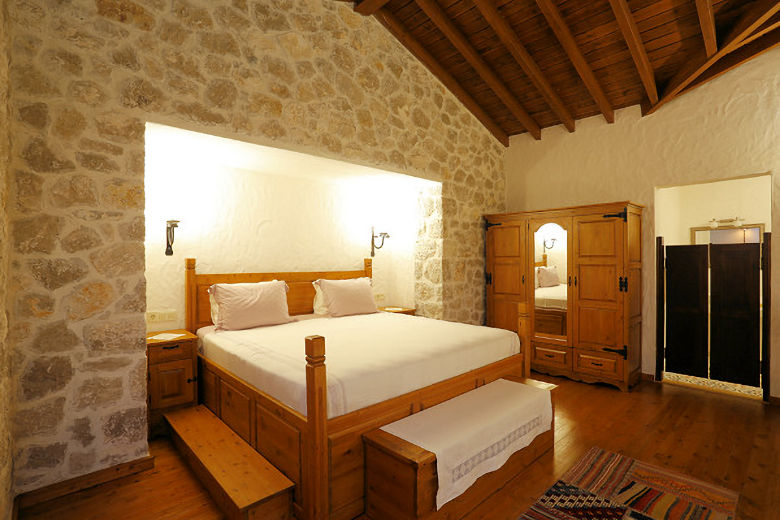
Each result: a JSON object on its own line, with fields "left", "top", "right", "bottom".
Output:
{"left": 346, "top": 0, "right": 780, "bottom": 145}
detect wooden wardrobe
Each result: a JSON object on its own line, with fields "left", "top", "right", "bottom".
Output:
{"left": 485, "top": 202, "right": 643, "bottom": 391}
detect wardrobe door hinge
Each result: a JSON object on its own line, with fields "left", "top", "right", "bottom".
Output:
{"left": 485, "top": 272, "right": 492, "bottom": 285}
{"left": 603, "top": 207, "right": 628, "bottom": 222}
{"left": 484, "top": 220, "right": 500, "bottom": 230}
{"left": 618, "top": 276, "right": 628, "bottom": 292}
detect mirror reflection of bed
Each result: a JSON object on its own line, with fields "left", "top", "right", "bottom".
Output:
{"left": 534, "top": 223, "right": 567, "bottom": 337}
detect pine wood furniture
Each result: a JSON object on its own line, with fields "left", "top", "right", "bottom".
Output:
{"left": 19, "top": 378, "right": 780, "bottom": 520}
{"left": 363, "top": 377, "right": 555, "bottom": 520}
{"left": 485, "top": 201, "right": 643, "bottom": 391}
{"left": 147, "top": 329, "right": 198, "bottom": 435}
{"left": 184, "top": 258, "right": 530, "bottom": 520}
{"left": 378, "top": 306, "right": 416, "bottom": 315}
{"left": 166, "top": 405, "right": 294, "bottom": 520}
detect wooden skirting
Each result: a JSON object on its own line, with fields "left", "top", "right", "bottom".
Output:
{"left": 16, "top": 455, "right": 155, "bottom": 511}
{"left": 769, "top": 395, "right": 780, "bottom": 406}
{"left": 641, "top": 373, "right": 657, "bottom": 382}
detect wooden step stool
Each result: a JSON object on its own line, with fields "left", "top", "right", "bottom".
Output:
{"left": 165, "top": 405, "right": 294, "bottom": 520}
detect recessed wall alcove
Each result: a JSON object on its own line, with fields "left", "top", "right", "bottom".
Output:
{"left": 144, "top": 123, "right": 443, "bottom": 329}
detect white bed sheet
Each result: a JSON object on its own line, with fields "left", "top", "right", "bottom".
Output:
{"left": 198, "top": 312, "right": 520, "bottom": 418}
{"left": 534, "top": 284, "right": 568, "bottom": 310}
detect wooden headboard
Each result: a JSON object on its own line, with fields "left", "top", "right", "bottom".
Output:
{"left": 534, "top": 253, "right": 548, "bottom": 268}
{"left": 184, "top": 258, "right": 373, "bottom": 332}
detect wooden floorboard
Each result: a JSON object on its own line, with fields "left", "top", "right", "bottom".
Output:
{"left": 19, "top": 437, "right": 223, "bottom": 520}
{"left": 19, "top": 376, "right": 780, "bottom": 520}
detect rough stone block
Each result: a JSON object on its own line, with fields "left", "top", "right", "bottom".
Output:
{"left": 20, "top": 357, "right": 74, "bottom": 401}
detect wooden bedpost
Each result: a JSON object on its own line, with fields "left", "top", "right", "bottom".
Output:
{"left": 185, "top": 258, "right": 196, "bottom": 333}
{"left": 364, "top": 257, "right": 373, "bottom": 279}
{"left": 304, "top": 335, "right": 328, "bottom": 520}
{"left": 517, "top": 302, "right": 531, "bottom": 377}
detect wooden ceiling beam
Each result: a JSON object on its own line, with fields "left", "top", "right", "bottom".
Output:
{"left": 354, "top": 0, "right": 392, "bottom": 16}
{"left": 534, "top": 0, "right": 614, "bottom": 124}
{"left": 685, "top": 27, "right": 780, "bottom": 92}
{"left": 607, "top": 0, "right": 658, "bottom": 104}
{"left": 374, "top": 8, "right": 510, "bottom": 146}
{"left": 738, "top": 11, "right": 780, "bottom": 48}
{"left": 646, "top": 0, "right": 780, "bottom": 115}
{"left": 473, "top": 0, "right": 574, "bottom": 132}
{"left": 414, "top": 0, "right": 542, "bottom": 140}
{"left": 694, "top": 0, "right": 718, "bottom": 57}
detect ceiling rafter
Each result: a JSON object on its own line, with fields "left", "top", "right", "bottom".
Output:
{"left": 473, "top": 0, "right": 574, "bottom": 132}
{"left": 646, "top": 0, "right": 780, "bottom": 115}
{"left": 374, "top": 8, "right": 510, "bottom": 146}
{"left": 608, "top": 0, "right": 659, "bottom": 105}
{"left": 533, "top": 0, "right": 614, "bottom": 124}
{"left": 414, "top": 0, "right": 542, "bottom": 140}
{"left": 685, "top": 27, "right": 780, "bottom": 92}
{"left": 354, "top": 0, "right": 392, "bottom": 16}
{"left": 694, "top": 0, "right": 718, "bottom": 57}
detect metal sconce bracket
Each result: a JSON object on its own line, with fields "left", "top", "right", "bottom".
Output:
{"left": 371, "top": 226, "right": 390, "bottom": 257}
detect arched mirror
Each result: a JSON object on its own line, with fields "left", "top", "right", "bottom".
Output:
{"left": 532, "top": 221, "right": 570, "bottom": 343}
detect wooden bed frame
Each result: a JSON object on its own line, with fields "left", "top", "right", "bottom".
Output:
{"left": 185, "top": 258, "right": 531, "bottom": 520}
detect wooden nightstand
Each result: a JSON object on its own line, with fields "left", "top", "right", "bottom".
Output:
{"left": 146, "top": 329, "right": 198, "bottom": 437}
{"left": 379, "top": 306, "right": 416, "bottom": 316}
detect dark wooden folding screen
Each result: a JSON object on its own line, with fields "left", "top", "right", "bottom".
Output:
{"left": 710, "top": 243, "right": 761, "bottom": 386}
{"left": 664, "top": 245, "right": 709, "bottom": 378}
{"left": 659, "top": 238, "right": 767, "bottom": 391}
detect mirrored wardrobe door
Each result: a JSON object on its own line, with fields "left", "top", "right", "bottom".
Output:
{"left": 530, "top": 217, "right": 572, "bottom": 346}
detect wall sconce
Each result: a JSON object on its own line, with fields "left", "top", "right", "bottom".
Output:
{"left": 371, "top": 226, "right": 390, "bottom": 257}
{"left": 543, "top": 237, "right": 556, "bottom": 251}
{"left": 709, "top": 217, "right": 743, "bottom": 229}
{"left": 165, "top": 220, "right": 179, "bottom": 256}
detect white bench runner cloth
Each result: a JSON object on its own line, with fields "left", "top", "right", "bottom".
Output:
{"left": 381, "top": 379, "right": 552, "bottom": 510}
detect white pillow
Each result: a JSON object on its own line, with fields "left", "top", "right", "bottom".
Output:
{"left": 314, "top": 277, "right": 377, "bottom": 317}
{"left": 537, "top": 266, "right": 560, "bottom": 288}
{"left": 312, "top": 283, "right": 329, "bottom": 315}
{"left": 208, "top": 280, "right": 292, "bottom": 331}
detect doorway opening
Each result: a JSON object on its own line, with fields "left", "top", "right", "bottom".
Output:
{"left": 655, "top": 175, "right": 771, "bottom": 400}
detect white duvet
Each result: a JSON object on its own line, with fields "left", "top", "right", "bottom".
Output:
{"left": 198, "top": 312, "right": 520, "bottom": 418}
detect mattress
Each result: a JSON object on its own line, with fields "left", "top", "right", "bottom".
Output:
{"left": 535, "top": 284, "right": 568, "bottom": 310}
{"left": 198, "top": 312, "right": 520, "bottom": 418}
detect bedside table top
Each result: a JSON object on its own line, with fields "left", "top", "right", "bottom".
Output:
{"left": 379, "top": 306, "right": 416, "bottom": 314}
{"left": 146, "top": 329, "right": 197, "bottom": 346}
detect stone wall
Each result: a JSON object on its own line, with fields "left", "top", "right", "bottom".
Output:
{"left": 1, "top": 0, "right": 15, "bottom": 515}
{"left": 5, "top": 0, "right": 505, "bottom": 492}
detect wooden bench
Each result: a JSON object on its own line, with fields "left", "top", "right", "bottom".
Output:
{"left": 165, "top": 405, "right": 294, "bottom": 520}
{"left": 363, "top": 378, "right": 555, "bottom": 520}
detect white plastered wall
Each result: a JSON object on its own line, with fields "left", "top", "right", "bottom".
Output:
{"left": 145, "top": 124, "right": 435, "bottom": 330}
{"left": 505, "top": 47, "right": 780, "bottom": 397}
{"left": 656, "top": 175, "right": 771, "bottom": 245}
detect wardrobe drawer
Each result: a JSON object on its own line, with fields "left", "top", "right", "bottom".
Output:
{"left": 532, "top": 344, "right": 571, "bottom": 370}
{"left": 574, "top": 350, "right": 622, "bottom": 379}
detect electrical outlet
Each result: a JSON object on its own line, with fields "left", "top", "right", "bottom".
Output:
{"left": 374, "top": 293, "right": 386, "bottom": 304}
{"left": 147, "top": 310, "right": 177, "bottom": 323}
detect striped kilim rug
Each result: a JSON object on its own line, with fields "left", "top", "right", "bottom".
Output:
{"left": 520, "top": 447, "right": 738, "bottom": 520}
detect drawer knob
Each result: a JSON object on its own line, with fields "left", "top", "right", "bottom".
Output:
{"left": 592, "top": 362, "right": 604, "bottom": 367}
{"left": 543, "top": 354, "right": 555, "bottom": 358}
{"left": 162, "top": 345, "right": 180, "bottom": 350}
